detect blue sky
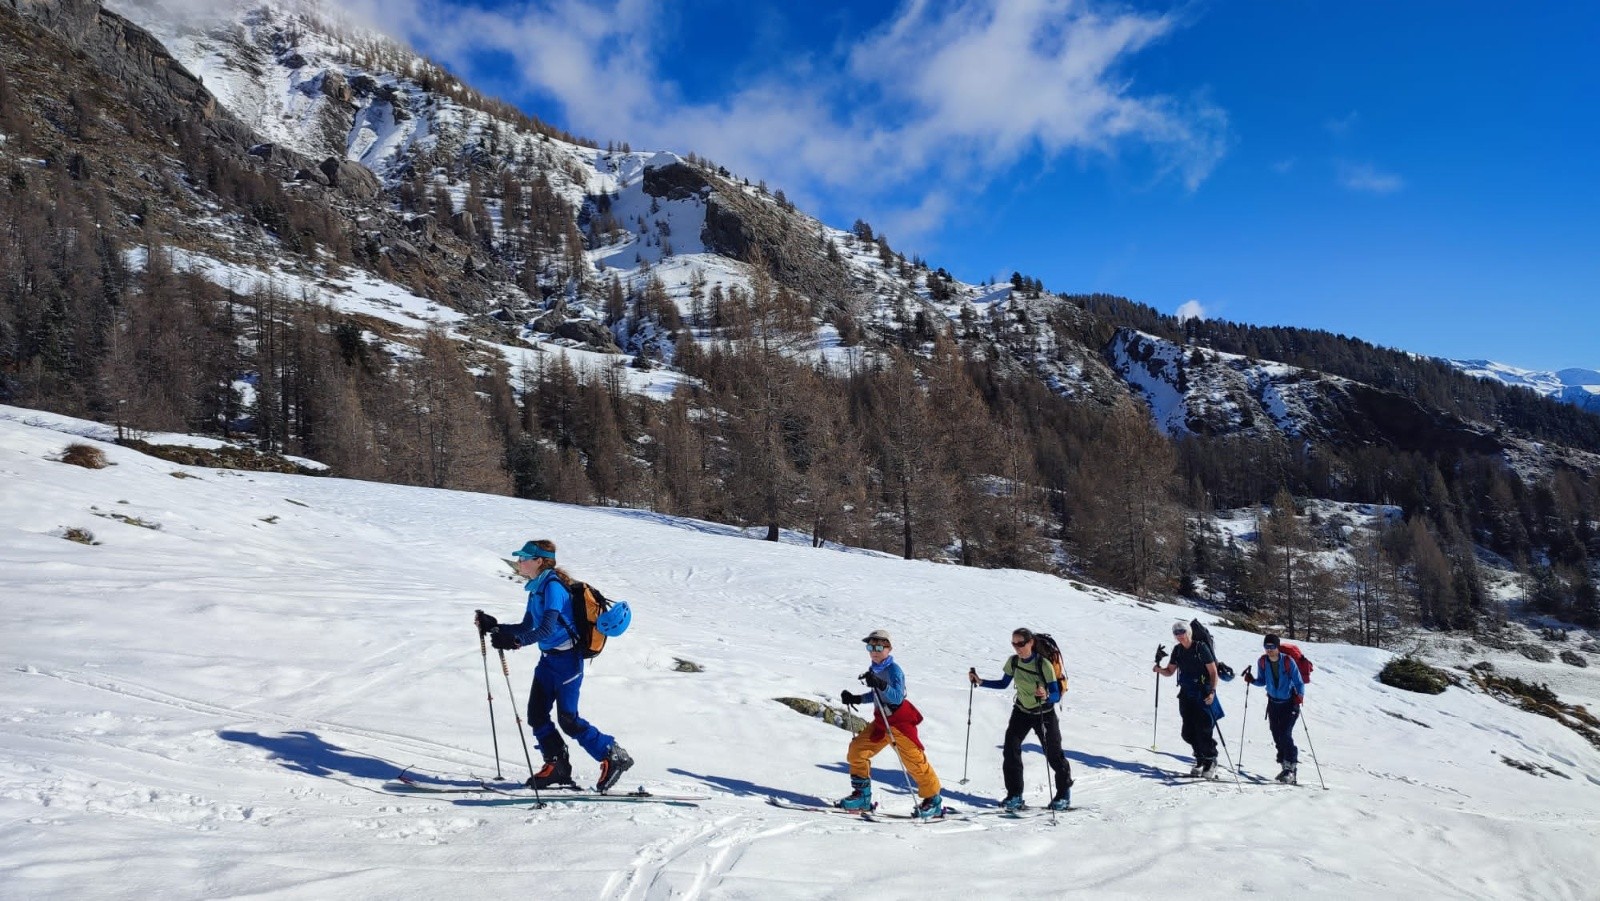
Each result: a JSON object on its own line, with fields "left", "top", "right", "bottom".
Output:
{"left": 357, "top": 0, "right": 1598, "bottom": 372}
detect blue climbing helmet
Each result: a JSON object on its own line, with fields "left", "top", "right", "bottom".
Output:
{"left": 596, "top": 599, "right": 632, "bottom": 637}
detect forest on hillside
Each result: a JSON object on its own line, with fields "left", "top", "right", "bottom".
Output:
{"left": 2, "top": 3, "right": 1597, "bottom": 649}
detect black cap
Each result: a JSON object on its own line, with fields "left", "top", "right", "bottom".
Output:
{"left": 1263, "top": 634, "right": 1281, "bottom": 649}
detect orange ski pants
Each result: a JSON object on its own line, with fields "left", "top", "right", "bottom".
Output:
{"left": 847, "top": 728, "right": 942, "bottom": 799}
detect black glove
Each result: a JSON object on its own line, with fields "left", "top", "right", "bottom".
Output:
{"left": 1242, "top": 667, "right": 1255, "bottom": 684}
{"left": 490, "top": 628, "right": 521, "bottom": 651}
{"left": 840, "top": 690, "right": 862, "bottom": 705}
{"left": 475, "top": 610, "right": 498, "bottom": 634}
{"left": 861, "top": 670, "right": 887, "bottom": 691}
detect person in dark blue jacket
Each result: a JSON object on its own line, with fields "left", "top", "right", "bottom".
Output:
{"left": 969, "top": 628, "right": 1073, "bottom": 810}
{"left": 475, "top": 540, "right": 632, "bottom": 792}
{"left": 1242, "top": 633, "right": 1305, "bottom": 783}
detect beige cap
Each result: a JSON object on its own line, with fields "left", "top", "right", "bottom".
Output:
{"left": 862, "top": 629, "right": 892, "bottom": 645}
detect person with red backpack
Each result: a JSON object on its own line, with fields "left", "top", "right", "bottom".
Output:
{"left": 1242, "top": 633, "right": 1305, "bottom": 783}
{"left": 969, "top": 628, "right": 1073, "bottom": 811}
{"left": 474, "top": 540, "right": 633, "bottom": 793}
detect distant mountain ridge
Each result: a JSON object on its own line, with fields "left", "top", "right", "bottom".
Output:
{"left": 1446, "top": 360, "right": 1600, "bottom": 414}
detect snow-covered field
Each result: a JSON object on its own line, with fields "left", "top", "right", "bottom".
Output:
{"left": 3, "top": 411, "right": 1599, "bottom": 900}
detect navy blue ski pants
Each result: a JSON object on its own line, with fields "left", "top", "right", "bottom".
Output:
{"left": 1266, "top": 699, "right": 1300, "bottom": 765}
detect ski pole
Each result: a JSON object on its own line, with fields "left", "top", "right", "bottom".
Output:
{"left": 1300, "top": 706, "right": 1327, "bottom": 790}
{"left": 1152, "top": 644, "right": 1167, "bottom": 751}
{"left": 477, "top": 616, "right": 504, "bottom": 780}
{"left": 1044, "top": 735, "right": 1057, "bottom": 825}
{"left": 497, "top": 649, "right": 544, "bottom": 807}
{"left": 1208, "top": 701, "right": 1243, "bottom": 792}
{"left": 960, "top": 670, "right": 975, "bottom": 785}
{"left": 870, "top": 689, "right": 918, "bottom": 809}
{"left": 1037, "top": 715, "right": 1058, "bottom": 826}
{"left": 1238, "top": 676, "right": 1251, "bottom": 773}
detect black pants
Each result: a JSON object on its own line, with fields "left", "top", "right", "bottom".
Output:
{"left": 1266, "top": 699, "right": 1300, "bottom": 765}
{"left": 1178, "top": 693, "right": 1218, "bottom": 764}
{"left": 1002, "top": 705, "right": 1073, "bottom": 797}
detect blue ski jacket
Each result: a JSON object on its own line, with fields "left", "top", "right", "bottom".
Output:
{"left": 861, "top": 656, "right": 907, "bottom": 709}
{"left": 504, "top": 569, "right": 574, "bottom": 652}
{"left": 1251, "top": 653, "right": 1305, "bottom": 702}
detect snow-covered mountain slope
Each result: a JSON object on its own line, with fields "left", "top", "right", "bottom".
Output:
{"left": 1108, "top": 329, "right": 1507, "bottom": 455}
{"left": 4, "top": 406, "right": 1599, "bottom": 899}
{"left": 95, "top": 0, "right": 1120, "bottom": 398}
{"left": 1447, "top": 359, "right": 1600, "bottom": 414}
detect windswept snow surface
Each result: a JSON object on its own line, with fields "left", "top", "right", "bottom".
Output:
{"left": 3, "top": 412, "right": 1599, "bottom": 900}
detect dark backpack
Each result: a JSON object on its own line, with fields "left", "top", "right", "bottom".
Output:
{"left": 1190, "top": 618, "right": 1235, "bottom": 682}
{"left": 558, "top": 576, "right": 617, "bottom": 659}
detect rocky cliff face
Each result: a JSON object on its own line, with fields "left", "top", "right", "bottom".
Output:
{"left": 14, "top": 0, "right": 242, "bottom": 139}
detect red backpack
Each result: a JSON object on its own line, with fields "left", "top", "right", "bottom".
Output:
{"left": 1278, "top": 642, "right": 1313, "bottom": 683}
{"left": 1256, "top": 643, "right": 1313, "bottom": 703}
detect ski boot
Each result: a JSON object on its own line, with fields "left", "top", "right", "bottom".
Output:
{"left": 914, "top": 793, "right": 944, "bottom": 819}
{"left": 595, "top": 743, "right": 634, "bottom": 793}
{"left": 1198, "top": 759, "right": 1219, "bottom": 780}
{"left": 1000, "top": 794, "right": 1026, "bottom": 812}
{"left": 1048, "top": 783, "right": 1072, "bottom": 811}
{"left": 529, "top": 752, "right": 575, "bottom": 790}
{"left": 1187, "top": 762, "right": 1204, "bottom": 778}
{"left": 1276, "top": 764, "right": 1298, "bottom": 785}
{"left": 836, "top": 776, "right": 874, "bottom": 811}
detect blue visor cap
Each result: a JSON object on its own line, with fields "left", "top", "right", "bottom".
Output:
{"left": 512, "top": 542, "right": 556, "bottom": 560}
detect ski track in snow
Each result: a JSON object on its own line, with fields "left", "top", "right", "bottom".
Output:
{"left": 4, "top": 407, "right": 1600, "bottom": 900}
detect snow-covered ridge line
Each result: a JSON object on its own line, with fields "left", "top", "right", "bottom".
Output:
{"left": 1446, "top": 358, "right": 1600, "bottom": 413}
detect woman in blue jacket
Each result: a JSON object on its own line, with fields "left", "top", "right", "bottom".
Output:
{"left": 475, "top": 540, "right": 632, "bottom": 792}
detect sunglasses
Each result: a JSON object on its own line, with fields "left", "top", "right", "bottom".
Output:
{"left": 1172, "top": 630, "right": 1187, "bottom": 636}
{"left": 1011, "top": 639, "right": 1031, "bottom": 648}
{"left": 867, "top": 644, "right": 889, "bottom": 652}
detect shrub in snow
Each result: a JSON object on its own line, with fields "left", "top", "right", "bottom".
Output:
{"left": 1379, "top": 657, "right": 1449, "bottom": 694}
{"left": 61, "top": 527, "right": 97, "bottom": 545}
{"left": 1520, "top": 644, "right": 1555, "bottom": 663}
{"left": 1559, "top": 650, "right": 1588, "bottom": 668}
{"left": 61, "top": 442, "right": 107, "bottom": 469}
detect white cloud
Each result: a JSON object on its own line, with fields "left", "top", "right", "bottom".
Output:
{"left": 1337, "top": 160, "right": 1405, "bottom": 195}
{"left": 1324, "top": 110, "right": 1359, "bottom": 137}
{"left": 338, "top": 0, "right": 1229, "bottom": 240}
{"left": 1176, "top": 300, "right": 1205, "bottom": 322}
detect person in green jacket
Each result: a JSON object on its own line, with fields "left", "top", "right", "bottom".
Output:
{"left": 969, "top": 628, "right": 1073, "bottom": 811}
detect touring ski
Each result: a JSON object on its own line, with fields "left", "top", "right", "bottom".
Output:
{"left": 766, "top": 796, "right": 960, "bottom": 822}
{"left": 475, "top": 783, "right": 705, "bottom": 806}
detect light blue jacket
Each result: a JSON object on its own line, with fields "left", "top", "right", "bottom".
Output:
{"left": 505, "top": 570, "right": 574, "bottom": 652}
{"left": 861, "top": 656, "right": 907, "bottom": 709}
{"left": 1251, "top": 652, "right": 1305, "bottom": 702}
